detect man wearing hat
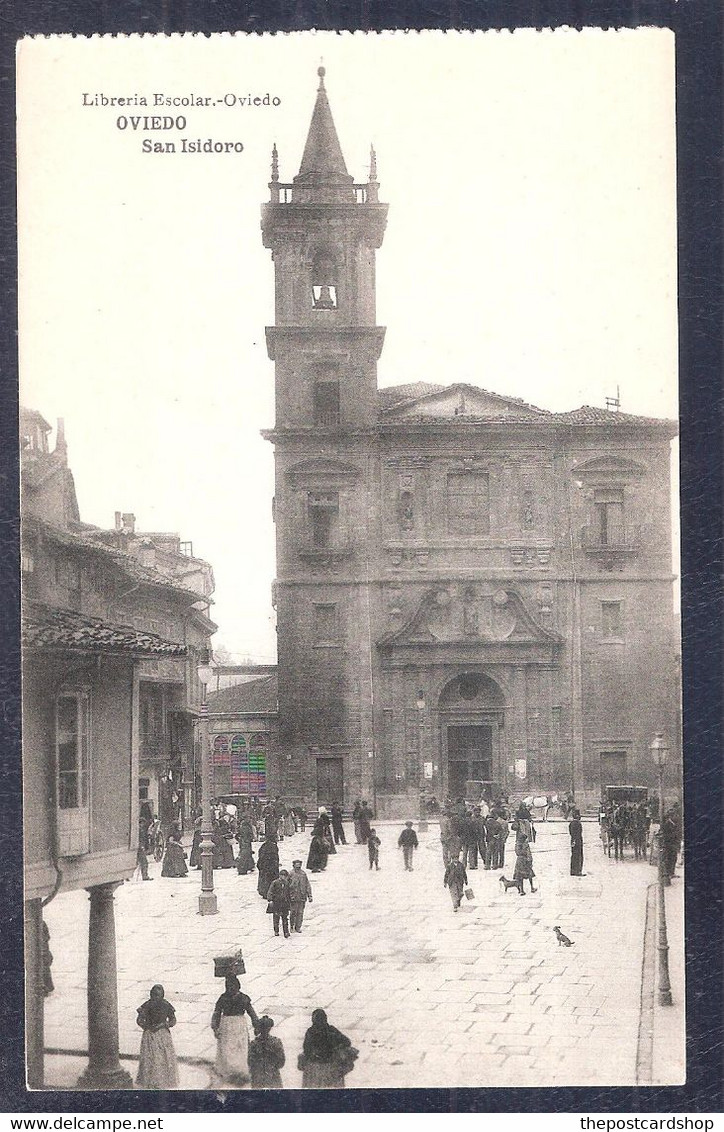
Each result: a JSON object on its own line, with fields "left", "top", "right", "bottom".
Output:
{"left": 289, "top": 858, "right": 313, "bottom": 933}
{"left": 397, "top": 821, "right": 419, "bottom": 871}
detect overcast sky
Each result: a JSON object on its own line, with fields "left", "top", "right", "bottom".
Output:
{"left": 18, "top": 29, "right": 678, "bottom": 660}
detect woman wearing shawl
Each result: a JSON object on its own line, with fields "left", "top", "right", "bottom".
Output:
{"left": 305, "top": 831, "right": 329, "bottom": 873}
{"left": 161, "top": 834, "right": 188, "bottom": 878}
{"left": 136, "top": 984, "right": 179, "bottom": 1089}
{"left": 299, "top": 1009, "right": 357, "bottom": 1089}
{"left": 236, "top": 814, "right": 256, "bottom": 875}
{"left": 512, "top": 804, "right": 537, "bottom": 895}
{"left": 212, "top": 822, "right": 235, "bottom": 869}
{"left": 210, "top": 974, "right": 260, "bottom": 1086}
{"left": 257, "top": 835, "right": 280, "bottom": 897}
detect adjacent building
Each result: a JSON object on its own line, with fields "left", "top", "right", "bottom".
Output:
{"left": 21, "top": 409, "right": 216, "bottom": 1087}
{"left": 207, "top": 672, "right": 279, "bottom": 800}
{"left": 261, "top": 70, "right": 679, "bottom": 816}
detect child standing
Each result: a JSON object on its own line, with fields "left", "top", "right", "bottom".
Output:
{"left": 398, "top": 821, "right": 419, "bottom": 871}
{"left": 247, "top": 1015, "right": 285, "bottom": 1089}
{"left": 367, "top": 828, "right": 381, "bottom": 870}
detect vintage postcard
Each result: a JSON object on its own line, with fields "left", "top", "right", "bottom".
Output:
{"left": 17, "top": 29, "right": 684, "bottom": 1093}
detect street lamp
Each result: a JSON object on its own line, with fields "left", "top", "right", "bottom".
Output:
{"left": 197, "top": 658, "right": 218, "bottom": 916}
{"left": 650, "top": 732, "right": 672, "bottom": 1005}
{"left": 416, "top": 690, "right": 429, "bottom": 832}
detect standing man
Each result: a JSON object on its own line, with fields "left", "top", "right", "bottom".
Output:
{"left": 398, "top": 822, "right": 419, "bottom": 871}
{"left": 352, "top": 800, "right": 363, "bottom": 844}
{"left": 266, "top": 870, "right": 292, "bottom": 938}
{"left": 461, "top": 810, "right": 479, "bottom": 871}
{"left": 289, "top": 859, "right": 313, "bottom": 933}
{"left": 330, "top": 803, "right": 347, "bottom": 845}
{"left": 443, "top": 854, "right": 468, "bottom": 912}
{"left": 359, "top": 801, "right": 373, "bottom": 845}
{"left": 367, "top": 828, "right": 381, "bottom": 870}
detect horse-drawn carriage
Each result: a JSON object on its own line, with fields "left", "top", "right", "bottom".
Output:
{"left": 600, "top": 785, "right": 650, "bottom": 859}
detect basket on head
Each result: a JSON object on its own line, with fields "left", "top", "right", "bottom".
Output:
{"left": 213, "top": 949, "right": 246, "bottom": 978}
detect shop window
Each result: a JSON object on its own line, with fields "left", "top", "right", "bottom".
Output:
{"left": 308, "top": 492, "right": 339, "bottom": 548}
{"left": 313, "top": 381, "right": 340, "bottom": 426}
{"left": 55, "top": 690, "right": 90, "bottom": 856}
{"left": 601, "top": 600, "right": 623, "bottom": 639}
{"left": 447, "top": 471, "right": 490, "bottom": 537}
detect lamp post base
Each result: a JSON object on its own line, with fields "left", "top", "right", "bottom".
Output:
{"left": 198, "top": 892, "right": 218, "bottom": 916}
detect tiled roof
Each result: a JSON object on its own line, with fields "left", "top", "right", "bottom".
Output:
{"left": 376, "top": 385, "right": 675, "bottom": 429}
{"left": 377, "top": 382, "right": 446, "bottom": 410}
{"left": 208, "top": 674, "right": 278, "bottom": 715}
{"left": 24, "top": 517, "right": 210, "bottom": 603}
{"left": 22, "top": 601, "right": 188, "bottom": 656}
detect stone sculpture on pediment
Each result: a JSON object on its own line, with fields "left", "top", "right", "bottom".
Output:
{"left": 380, "top": 583, "right": 558, "bottom": 649}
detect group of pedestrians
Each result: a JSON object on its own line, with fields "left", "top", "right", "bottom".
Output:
{"left": 135, "top": 977, "right": 356, "bottom": 1090}
{"left": 439, "top": 798, "right": 511, "bottom": 872}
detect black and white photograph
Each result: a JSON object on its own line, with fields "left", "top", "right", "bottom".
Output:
{"left": 17, "top": 29, "right": 684, "bottom": 1093}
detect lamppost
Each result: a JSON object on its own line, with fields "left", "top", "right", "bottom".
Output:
{"left": 416, "top": 690, "right": 429, "bottom": 832}
{"left": 650, "top": 732, "right": 672, "bottom": 1006}
{"left": 197, "top": 657, "right": 218, "bottom": 916}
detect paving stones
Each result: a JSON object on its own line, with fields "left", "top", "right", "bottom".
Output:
{"left": 43, "top": 820, "right": 666, "bottom": 1089}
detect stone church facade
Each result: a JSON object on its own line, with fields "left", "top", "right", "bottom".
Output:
{"left": 261, "top": 69, "right": 679, "bottom": 815}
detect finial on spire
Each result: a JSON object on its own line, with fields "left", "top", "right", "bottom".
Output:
{"left": 317, "top": 63, "right": 326, "bottom": 89}
{"left": 271, "top": 142, "right": 279, "bottom": 182}
{"left": 369, "top": 144, "right": 377, "bottom": 182}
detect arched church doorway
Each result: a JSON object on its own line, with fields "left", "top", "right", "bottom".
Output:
{"left": 438, "top": 673, "right": 505, "bottom": 799}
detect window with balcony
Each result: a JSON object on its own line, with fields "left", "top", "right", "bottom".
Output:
{"left": 593, "top": 488, "right": 625, "bottom": 546}
{"left": 308, "top": 492, "right": 339, "bottom": 548}
{"left": 313, "top": 381, "right": 340, "bottom": 426}
{"left": 447, "top": 471, "right": 490, "bottom": 537}
{"left": 55, "top": 690, "right": 90, "bottom": 855}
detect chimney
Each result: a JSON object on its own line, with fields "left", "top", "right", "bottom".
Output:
{"left": 55, "top": 418, "right": 67, "bottom": 463}
{"left": 121, "top": 512, "right": 136, "bottom": 535}
{"left": 114, "top": 512, "right": 123, "bottom": 531}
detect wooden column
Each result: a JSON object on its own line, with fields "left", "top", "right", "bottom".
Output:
{"left": 77, "top": 882, "right": 132, "bottom": 1089}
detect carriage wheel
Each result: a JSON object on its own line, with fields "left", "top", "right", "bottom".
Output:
{"left": 153, "top": 833, "right": 165, "bottom": 862}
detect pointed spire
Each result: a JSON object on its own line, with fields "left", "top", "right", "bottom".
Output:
{"left": 369, "top": 144, "right": 377, "bottom": 182}
{"left": 297, "top": 66, "right": 349, "bottom": 178}
{"left": 271, "top": 142, "right": 279, "bottom": 182}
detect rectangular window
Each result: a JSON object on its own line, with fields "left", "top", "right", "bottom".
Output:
{"left": 55, "top": 691, "right": 90, "bottom": 855}
{"left": 447, "top": 471, "right": 490, "bottom": 537}
{"left": 312, "top": 602, "right": 339, "bottom": 644}
{"left": 308, "top": 492, "right": 339, "bottom": 548}
{"left": 313, "top": 381, "right": 340, "bottom": 426}
{"left": 601, "top": 600, "right": 623, "bottom": 639}
{"left": 594, "top": 488, "right": 624, "bottom": 546}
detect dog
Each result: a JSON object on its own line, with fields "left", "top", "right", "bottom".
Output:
{"left": 499, "top": 875, "right": 522, "bottom": 893}
{"left": 554, "top": 926, "right": 574, "bottom": 947}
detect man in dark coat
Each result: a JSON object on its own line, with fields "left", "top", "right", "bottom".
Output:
{"left": 569, "top": 808, "right": 584, "bottom": 875}
{"left": 330, "top": 804, "right": 346, "bottom": 845}
{"left": 359, "top": 801, "right": 373, "bottom": 844}
{"left": 266, "top": 870, "right": 292, "bottom": 937}
{"left": 443, "top": 855, "right": 468, "bottom": 912}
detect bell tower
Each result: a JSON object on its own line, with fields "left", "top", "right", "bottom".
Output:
{"left": 261, "top": 67, "right": 388, "bottom": 429}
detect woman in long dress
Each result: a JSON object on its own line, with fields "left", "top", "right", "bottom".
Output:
{"left": 569, "top": 807, "right": 584, "bottom": 875}
{"left": 189, "top": 815, "right": 202, "bottom": 869}
{"left": 236, "top": 816, "right": 256, "bottom": 875}
{"left": 305, "top": 833, "right": 329, "bottom": 873}
{"left": 210, "top": 974, "right": 260, "bottom": 1086}
{"left": 512, "top": 805, "right": 537, "bottom": 895}
{"left": 161, "top": 834, "right": 188, "bottom": 878}
{"left": 256, "top": 836, "right": 280, "bottom": 897}
{"left": 299, "top": 1009, "right": 356, "bottom": 1089}
{"left": 136, "top": 984, "right": 179, "bottom": 1089}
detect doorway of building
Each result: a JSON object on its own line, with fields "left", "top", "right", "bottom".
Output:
{"left": 447, "top": 725, "right": 493, "bottom": 799}
{"left": 316, "top": 757, "right": 344, "bottom": 804}
{"left": 600, "top": 750, "right": 628, "bottom": 788}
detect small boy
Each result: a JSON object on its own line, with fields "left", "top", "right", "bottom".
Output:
{"left": 398, "top": 821, "right": 419, "bottom": 871}
{"left": 368, "top": 828, "right": 381, "bottom": 870}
